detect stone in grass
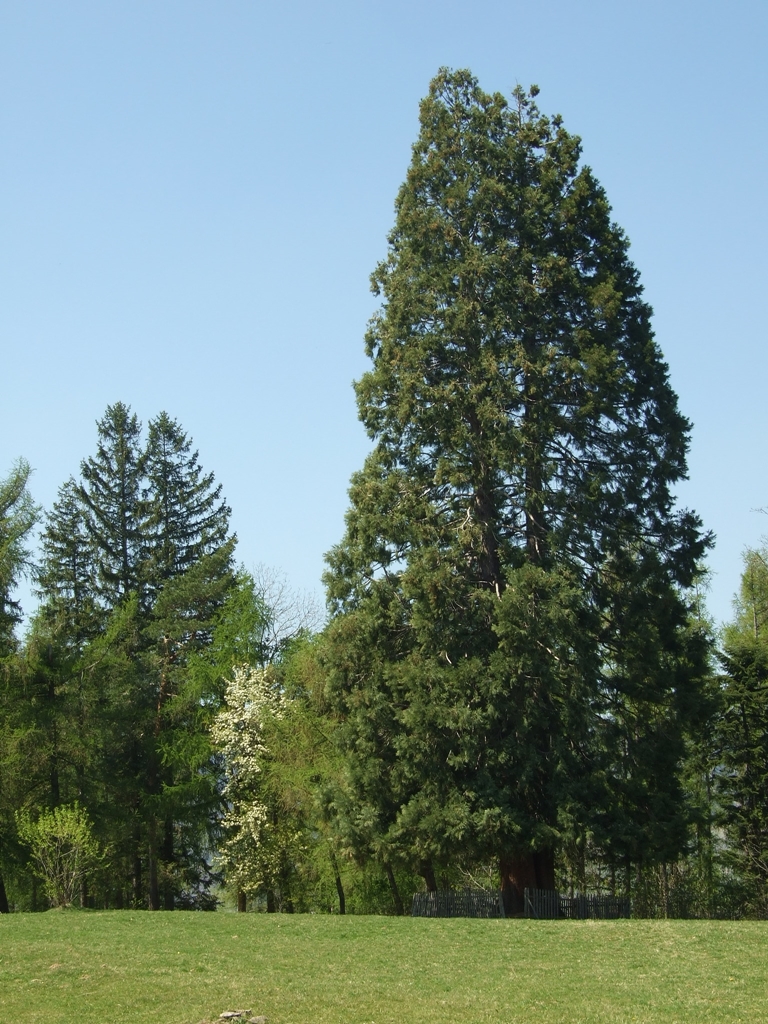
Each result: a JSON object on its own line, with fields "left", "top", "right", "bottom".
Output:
{"left": 219, "top": 1013, "right": 252, "bottom": 1020}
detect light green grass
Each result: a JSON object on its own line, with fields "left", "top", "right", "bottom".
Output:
{"left": 0, "top": 911, "right": 765, "bottom": 1024}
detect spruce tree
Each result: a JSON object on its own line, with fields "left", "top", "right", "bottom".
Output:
{"left": 36, "top": 478, "right": 101, "bottom": 644}
{"left": 136, "top": 412, "right": 234, "bottom": 908}
{"left": 141, "top": 411, "right": 231, "bottom": 598}
{"left": 78, "top": 403, "right": 143, "bottom": 607}
{"left": 324, "top": 69, "right": 711, "bottom": 911}
{"left": 34, "top": 405, "right": 236, "bottom": 909}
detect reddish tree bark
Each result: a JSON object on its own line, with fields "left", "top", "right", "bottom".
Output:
{"left": 419, "top": 859, "right": 438, "bottom": 892}
{"left": 499, "top": 849, "right": 555, "bottom": 916}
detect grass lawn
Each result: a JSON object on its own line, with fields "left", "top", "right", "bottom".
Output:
{"left": 0, "top": 911, "right": 765, "bottom": 1024}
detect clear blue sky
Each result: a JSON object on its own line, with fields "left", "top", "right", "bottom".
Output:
{"left": 2, "top": 0, "right": 766, "bottom": 628}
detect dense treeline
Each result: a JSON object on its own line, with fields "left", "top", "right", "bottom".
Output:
{"left": 1, "top": 404, "right": 238, "bottom": 910}
{"left": 2, "top": 69, "right": 768, "bottom": 917}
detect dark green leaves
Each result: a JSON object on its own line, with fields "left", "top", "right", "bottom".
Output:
{"left": 325, "top": 69, "right": 711, "bottom": 884}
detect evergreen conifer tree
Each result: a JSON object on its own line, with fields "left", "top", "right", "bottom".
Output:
{"left": 0, "top": 459, "right": 39, "bottom": 652}
{"left": 36, "top": 478, "right": 101, "bottom": 644}
{"left": 141, "top": 411, "right": 231, "bottom": 598}
{"left": 324, "top": 69, "right": 711, "bottom": 911}
{"left": 34, "top": 405, "right": 236, "bottom": 909}
{"left": 78, "top": 403, "right": 144, "bottom": 607}
{"left": 135, "top": 412, "right": 235, "bottom": 907}
{"left": 0, "top": 459, "right": 39, "bottom": 910}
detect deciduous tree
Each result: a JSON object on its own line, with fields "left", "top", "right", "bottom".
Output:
{"left": 718, "top": 547, "right": 768, "bottom": 914}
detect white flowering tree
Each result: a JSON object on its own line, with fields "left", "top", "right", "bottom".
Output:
{"left": 212, "top": 664, "right": 305, "bottom": 908}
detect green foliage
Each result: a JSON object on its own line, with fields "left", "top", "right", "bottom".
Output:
{"left": 24, "top": 403, "right": 236, "bottom": 910}
{"left": 35, "top": 477, "right": 102, "bottom": 645}
{"left": 15, "top": 803, "right": 105, "bottom": 908}
{"left": 0, "top": 463, "right": 41, "bottom": 909}
{"left": 141, "top": 411, "right": 231, "bottom": 599}
{"left": 77, "top": 403, "right": 144, "bottom": 606}
{"left": 206, "top": 569, "right": 273, "bottom": 669}
{"left": 324, "top": 68, "right": 711, "bottom": 903}
{"left": 717, "top": 546, "right": 768, "bottom": 914}
{"left": 210, "top": 632, "right": 420, "bottom": 915}
{"left": 0, "top": 459, "right": 39, "bottom": 653}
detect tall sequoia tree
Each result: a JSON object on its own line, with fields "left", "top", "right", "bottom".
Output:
{"left": 324, "top": 69, "right": 711, "bottom": 913}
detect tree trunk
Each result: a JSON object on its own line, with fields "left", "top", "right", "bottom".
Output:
{"left": 237, "top": 890, "right": 247, "bottom": 913}
{"left": 499, "top": 849, "right": 555, "bottom": 916}
{"left": 266, "top": 889, "right": 276, "bottom": 913}
{"left": 132, "top": 851, "right": 142, "bottom": 908}
{"left": 0, "top": 872, "right": 9, "bottom": 913}
{"left": 50, "top": 761, "right": 60, "bottom": 808}
{"left": 48, "top": 660, "right": 61, "bottom": 808}
{"left": 131, "top": 808, "right": 143, "bottom": 908}
{"left": 162, "top": 818, "right": 174, "bottom": 910}
{"left": 522, "top": 332, "right": 548, "bottom": 569}
{"left": 419, "top": 858, "right": 438, "bottom": 892}
{"left": 280, "top": 865, "right": 294, "bottom": 912}
{"left": 383, "top": 862, "right": 404, "bottom": 916}
{"left": 148, "top": 834, "right": 160, "bottom": 911}
{"left": 329, "top": 849, "right": 345, "bottom": 915}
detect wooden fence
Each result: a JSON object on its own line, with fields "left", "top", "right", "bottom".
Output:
{"left": 411, "top": 889, "right": 506, "bottom": 918}
{"left": 524, "top": 888, "right": 630, "bottom": 920}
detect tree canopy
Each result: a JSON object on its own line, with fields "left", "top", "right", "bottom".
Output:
{"left": 0, "top": 460, "right": 39, "bottom": 653}
{"left": 324, "top": 68, "right": 711, "bottom": 912}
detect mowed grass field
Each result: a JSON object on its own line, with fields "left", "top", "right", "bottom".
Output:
{"left": 1, "top": 912, "right": 766, "bottom": 1024}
